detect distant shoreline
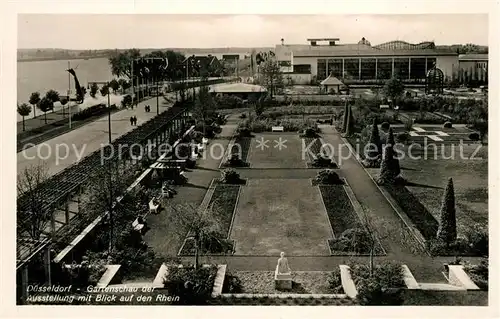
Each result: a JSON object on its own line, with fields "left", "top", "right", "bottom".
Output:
{"left": 17, "top": 56, "right": 109, "bottom": 63}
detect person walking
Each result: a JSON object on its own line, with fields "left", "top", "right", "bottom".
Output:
{"left": 133, "top": 115, "right": 137, "bottom": 126}
{"left": 130, "top": 116, "right": 134, "bottom": 126}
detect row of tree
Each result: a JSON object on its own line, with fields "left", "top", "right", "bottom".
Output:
{"left": 17, "top": 90, "right": 67, "bottom": 130}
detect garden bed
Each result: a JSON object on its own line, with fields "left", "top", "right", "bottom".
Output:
{"left": 178, "top": 185, "right": 241, "bottom": 256}
{"left": 220, "top": 136, "right": 252, "bottom": 168}
{"left": 227, "top": 271, "right": 337, "bottom": 294}
{"left": 319, "top": 184, "right": 385, "bottom": 256}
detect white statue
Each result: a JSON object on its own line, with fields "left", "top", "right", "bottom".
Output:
{"left": 277, "top": 252, "right": 291, "bottom": 274}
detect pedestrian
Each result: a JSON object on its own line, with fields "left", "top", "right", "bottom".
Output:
{"left": 130, "top": 116, "right": 134, "bottom": 126}
{"left": 133, "top": 116, "right": 137, "bottom": 125}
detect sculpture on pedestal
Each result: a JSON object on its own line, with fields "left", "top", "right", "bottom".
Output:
{"left": 275, "top": 252, "right": 292, "bottom": 290}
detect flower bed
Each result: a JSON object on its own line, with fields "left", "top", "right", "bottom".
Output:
{"left": 319, "top": 185, "right": 360, "bottom": 236}
{"left": 349, "top": 262, "right": 406, "bottom": 305}
{"left": 178, "top": 185, "right": 240, "bottom": 255}
{"left": 226, "top": 271, "right": 337, "bottom": 294}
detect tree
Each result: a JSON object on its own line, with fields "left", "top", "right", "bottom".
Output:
{"left": 341, "top": 101, "right": 349, "bottom": 132}
{"left": 378, "top": 145, "right": 397, "bottom": 185}
{"left": 81, "top": 159, "right": 132, "bottom": 254}
{"left": 468, "top": 97, "right": 488, "bottom": 144}
{"left": 260, "top": 58, "right": 284, "bottom": 97}
{"left": 385, "top": 128, "right": 400, "bottom": 176}
{"left": 118, "top": 79, "right": 131, "bottom": 94}
{"left": 193, "top": 84, "right": 215, "bottom": 135}
{"left": 100, "top": 85, "right": 110, "bottom": 97}
{"left": 17, "top": 103, "right": 32, "bottom": 131}
{"left": 38, "top": 97, "right": 53, "bottom": 124}
{"left": 90, "top": 83, "right": 99, "bottom": 98}
{"left": 29, "top": 92, "right": 41, "bottom": 118}
{"left": 436, "top": 178, "right": 457, "bottom": 244}
{"left": 365, "top": 118, "right": 381, "bottom": 164}
{"left": 17, "top": 163, "right": 54, "bottom": 241}
{"left": 383, "top": 77, "right": 405, "bottom": 108}
{"left": 60, "top": 98, "right": 68, "bottom": 118}
{"left": 167, "top": 203, "right": 225, "bottom": 270}
{"left": 45, "top": 89, "right": 60, "bottom": 103}
{"left": 108, "top": 79, "right": 120, "bottom": 93}
{"left": 108, "top": 48, "right": 141, "bottom": 79}
{"left": 344, "top": 105, "right": 354, "bottom": 137}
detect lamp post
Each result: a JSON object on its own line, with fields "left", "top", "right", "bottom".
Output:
{"left": 107, "top": 82, "right": 111, "bottom": 144}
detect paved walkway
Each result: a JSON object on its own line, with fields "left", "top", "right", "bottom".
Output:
{"left": 17, "top": 93, "right": 177, "bottom": 177}
{"left": 143, "top": 117, "right": 240, "bottom": 257}
{"left": 142, "top": 122, "right": 472, "bottom": 283}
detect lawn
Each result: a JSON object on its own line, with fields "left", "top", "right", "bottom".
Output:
{"left": 247, "top": 134, "right": 308, "bottom": 169}
{"left": 230, "top": 179, "right": 332, "bottom": 256}
{"left": 399, "top": 151, "right": 488, "bottom": 237}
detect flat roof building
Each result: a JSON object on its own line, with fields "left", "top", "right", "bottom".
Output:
{"left": 274, "top": 37, "right": 487, "bottom": 86}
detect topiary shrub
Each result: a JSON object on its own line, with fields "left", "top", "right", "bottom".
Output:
{"left": 236, "top": 126, "right": 251, "bottom": 137}
{"left": 469, "top": 132, "right": 480, "bottom": 141}
{"left": 380, "top": 122, "right": 390, "bottom": 132}
{"left": 443, "top": 121, "right": 452, "bottom": 128}
{"left": 313, "top": 169, "right": 344, "bottom": 185}
{"left": 301, "top": 127, "right": 320, "bottom": 138}
{"left": 220, "top": 168, "right": 242, "bottom": 184}
{"left": 396, "top": 132, "right": 410, "bottom": 144}
{"left": 312, "top": 153, "right": 337, "bottom": 168}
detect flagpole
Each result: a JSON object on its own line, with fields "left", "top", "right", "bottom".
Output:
{"left": 68, "top": 61, "right": 72, "bottom": 129}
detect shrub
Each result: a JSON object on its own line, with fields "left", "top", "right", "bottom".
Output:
{"left": 464, "top": 224, "right": 488, "bottom": 256}
{"left": 222, "top": 272, "right": 243, "bottom": 293}
{"left": 236, "top": 125, "right": 251, "bottom": 137}
{"left": 330, "top": 228, "right": 373, "bottom": 254}
{"left": 220, "top": 169, "right": 241, "bottom": 184}
{"left": 328, "top": 268, "right": 344, "bottom": 294}
{"left": 443, "top": 121, "right": 453, "bottom": 128}
{"left": 239, "top": 113, "right": 247, "bottom": 119}
{"left": 312, "top": 153, "right": 336, "bottom": 168}
{"left": 396, "top": 132, "right": 410, "bottom": 144}
{"left": 313, "top": 170, "right": 343, "bottom": 185}
{"left": 427, "top": 238, "right": 470, "bottom": 256}
{"left": 469, "top": 132, "right": 480, "bottom": 141}
{"left": 301, "top": 127, "right": 320, "bottom": 138}
{"left": 164, "top": 265, "right": 218, "bottom": 305}
{"left": 465, "top": 258, "right": 488, "bottom": 290}
{"left": 71, "top": 104, "right": 117, "bottom": 121}
{"left": 380, "top": 122, "right": 390, "bottom": 131}
{"left": 350, "top": 262, "right": 405, "bottom": 305}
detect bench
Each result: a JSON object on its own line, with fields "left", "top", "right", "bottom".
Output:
{"left": 96, "top": 265, "right": 122, "bottom": 288}
{"left": 271, "top": 126, "right": 284, "bottom": 132}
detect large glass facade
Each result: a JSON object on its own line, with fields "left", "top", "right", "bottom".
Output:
{"left": 344, "top": 58, "right": 360, "bottom": 80}
{"left": 360, "top": 58, "right": 376, "bottom": 80}
{"left": 327, "top": 59, "right": 343, "bottom": 78}
{"left": 377, "top": 58, "right": 392, "bottom": 79}
{"left": 410, "top": 58, "right": 427, "bottom": 79}
{"left": 317, "top": 59, "right": 327, "bottom": 81}
{"left": 394, "top": 58, "right": 410, "bottom": 79}
{"left": 426, "top": 57, "right": 436, "bottom": 72}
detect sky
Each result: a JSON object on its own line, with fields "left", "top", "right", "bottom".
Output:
{"left": 17, "top": 14, "right": 489, "bottom": 49}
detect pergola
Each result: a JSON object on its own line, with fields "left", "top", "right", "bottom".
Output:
{"left": 16, "top": 104, "right": 190, "bottom": 270}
